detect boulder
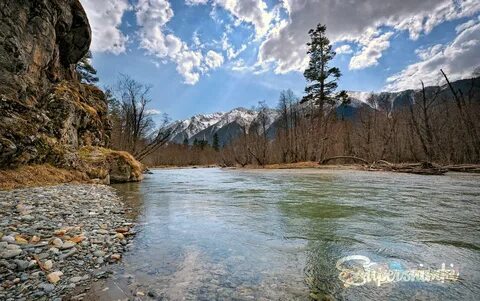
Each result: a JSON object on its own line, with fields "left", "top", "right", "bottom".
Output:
{"left": 0, "top": 0, "right": 143, "bottom": 184}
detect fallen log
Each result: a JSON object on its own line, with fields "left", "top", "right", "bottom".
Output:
{"left": 443, "top": 164, "right": 480, "bottom": 173}
{"left": 370, "top": 161, "right": 448, "bottom": 175}
{"left": 320, "top": 156, "right": 370, "bottom": 165}
{"left": 320, "top": 156, "right": 449, "bottom": 175}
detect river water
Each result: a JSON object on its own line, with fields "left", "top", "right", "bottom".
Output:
{"left": 88, "top": 168, "right": 480, "bottom": 300}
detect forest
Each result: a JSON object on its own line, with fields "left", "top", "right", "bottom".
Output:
{"left": 84, "top": 25, "right": 480, "bottom": 168}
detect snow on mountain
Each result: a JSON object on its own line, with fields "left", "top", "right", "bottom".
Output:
{"left": 164, "top": 78, "right": 480, "bottom": 146}
{"left": 166, "top": 112, "right": 224, "bottom": 143}
{"left": 347, "top": 91, "right": 374, "bottom": 107}
{"left": 165, "top": 107, "right": 277, "bottom": 145}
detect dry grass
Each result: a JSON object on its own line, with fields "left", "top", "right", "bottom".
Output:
{"left": 107, "top": 149, "right": 144, "bottom": 179}
{"left": 0, "top": 164, "right": 89, "bottom": 191}
{"left": 78, "top": 146, "right": 144, "bottom": 180}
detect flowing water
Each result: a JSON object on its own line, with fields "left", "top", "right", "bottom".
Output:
{"left": 88, "top": 168, "right": 480, "bottom": 300}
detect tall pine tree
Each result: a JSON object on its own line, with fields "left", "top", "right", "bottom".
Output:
{"left": 302, "top": 24, "right": 342, "bottom": 111}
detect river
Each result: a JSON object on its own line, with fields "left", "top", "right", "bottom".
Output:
{"left": 87, "top": 168, "right": 480, "bottom": 300}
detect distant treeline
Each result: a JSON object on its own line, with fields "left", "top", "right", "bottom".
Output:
{"left": 79, "top": 24, "right": 480, "bottom": 167}
{"left": 143, "top": 74, "right": 480, "bottom": 167}
{"left": 143, "top": 24, "right": 480, "bottom": 167}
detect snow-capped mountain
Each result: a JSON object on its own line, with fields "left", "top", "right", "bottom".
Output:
{"left": 165, "top": 112, "right": 224, "bottom": 143}
{"left": 164, "top": 77, "right": 480, "bottom": 146}
{"left": 165, "top": 108, "right": 277, "bottom": 145}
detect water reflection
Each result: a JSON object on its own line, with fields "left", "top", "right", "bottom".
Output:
{"left": 88, "top": 168, "right": 479, "bottom": 300}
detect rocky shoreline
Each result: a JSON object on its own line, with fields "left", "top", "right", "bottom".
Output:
{"left": 0, "top": 184, "right": 136, "bottom": 300}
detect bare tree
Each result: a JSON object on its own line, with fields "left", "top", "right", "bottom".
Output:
{"left": 108, "top": 74, "right": 170, "bottom": 161}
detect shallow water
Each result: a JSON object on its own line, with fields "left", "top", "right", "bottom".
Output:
{"left": 90, "top": 168, "right": 480, "bottom": 300}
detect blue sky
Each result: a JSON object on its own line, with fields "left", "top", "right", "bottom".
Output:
{"left": 80, "top": 0, "right": 480, "bottom": 121}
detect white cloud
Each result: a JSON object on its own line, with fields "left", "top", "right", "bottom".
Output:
{"left": 205, "top": 50, "right": 224, "bottom": 69}
{"left": 414, "top": 44, "right": 444, "bottom": 60}
{"left": 145, "top": 109, "right": 162, "bottom": 115}
{"left": 349, "top": 31, "right": 393, "bottom": 70}
{"left": 136, "top": 0, "right": 223, "bottom": 85}
{"left": 192, "top": 31, "right": 202, "bottom": 48}
{"left": 213, "top": 0, "right": 274, "bottom": 38}
{"left": 80, "top": 0, "right": 130, "bottom": 54}
{"left": 227, "top": 44, "right": 247, "bottom": 59}
{"left": 455, "top": 16, "right": 480, "bottom": 33}
{"left": 231, "top": 59, "right": 249, "bottom": 72}
{"left": 185, "top": 0, "right": 209, "bottom": 5}
{"left": 335, "top": 44, "right": 353, "bottom": 55}
{"left": 386, "top": 22, "right": 480, "bottom": 91}
{"left": 219, "top": 33, "right": 247, "bottom": 59}
{"left": 257, "top": 0, "right": 480, "bottom": 74}
{"left": 175, "top": 50, "right": 204, "bottom": 84}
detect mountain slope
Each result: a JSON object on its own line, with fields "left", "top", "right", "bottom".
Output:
{"left": 164, "top": 76, "right": 480, "bottom": 146}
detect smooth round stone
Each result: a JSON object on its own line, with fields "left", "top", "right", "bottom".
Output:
{"left": 51, "top": 238, "right": 63, "bottom": 248}
{"left": 1, "top": 236, "right": 15, "bottom": 244}
{"left": 70, "top": 276, "right": 83, "bottom": 283}
{"left": 39, "top": 283, "right": 55, "bottom": 293}
{"left": 59, "top": 242, "right": 76, "bottom": 250}
{"left": 1, "top": 249, "right": 22, "bottom": 259}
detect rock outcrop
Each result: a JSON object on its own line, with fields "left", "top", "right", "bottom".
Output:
{"left": 0, "top": 0, "right": 143, "bottom": 183}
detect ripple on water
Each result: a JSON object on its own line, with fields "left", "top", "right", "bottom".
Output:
{"left": 88, "top": 168, "right": 480, "bottom": 300}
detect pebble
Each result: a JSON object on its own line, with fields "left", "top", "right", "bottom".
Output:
{"left": 58, "top": 249, "right": 77, "bottom": 260}
{"left": 39, "top": 282, "right": 55, "bottom": 293}
{"left": 59, "top": 241, "right": 76, "bottom": 250}
{"left": 47, "top": 271, "right": 63, "bottom": 284}
{"left": 30, "top": 236, "right": 41, "bottom": 244}
{"left": 70, "top": 276, "right": 83, "bottom": 283}
{"left": 44, "top": 260, "right": 53, "bottom": 270}
{"left": 51, "top": 238, "right": 63, "bottom": 248}
{"left": 6, "top": 244, "right": 20, "bottom": 250}
{"left": 1, "top": 249, "right": 22, "bottom": 259}
{"left": 1, "top": 236, "right": 15, "bottom": 244}
{"left": 13, "top": 260, "right": 29, "bottom": 271}
{"left": 110, "top": 254, "right": 121, "bottom": 261}
{"left": 0, "top": 184, "right": 136, "bottom": 300}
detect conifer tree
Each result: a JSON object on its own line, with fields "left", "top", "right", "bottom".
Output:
{"left": 303, "top": 24, "right": 342, "bottom": 111}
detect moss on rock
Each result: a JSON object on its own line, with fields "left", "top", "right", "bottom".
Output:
{"left": 78, "top": 146, "right": 144, "bottom": 183}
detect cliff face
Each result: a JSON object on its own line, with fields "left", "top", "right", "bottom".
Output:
{"left": 0, "top": 0, "right": 142, "bottom": 183}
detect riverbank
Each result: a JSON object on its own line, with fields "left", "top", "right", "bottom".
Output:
{"left": 245, "top": 162, "right": 362, "bottom": 170}
{"left": 0, "top": 165, "right": 91, "bottom": 191}
{"left": 148, "top": 162, "right": 360, "bottom": 170}
{"left": 0, "top": 184, "right": 136, "bottom": 300}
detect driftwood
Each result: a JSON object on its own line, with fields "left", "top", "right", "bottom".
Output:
{"left": 444, "top": 164, "right": 480, "bottom": 173}
{"left": 320, "top": 156, "right": 370, "bottom": 165}
{"left": 370, "top": 161, "right": 448, "bottom": 175}
{"left": 369, "top": 161, "right": 448, "bottom": 175}
{"left": 320, "top": 156, "right": 448, "bottom": 175}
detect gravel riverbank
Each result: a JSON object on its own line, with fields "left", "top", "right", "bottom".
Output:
{"left": 0, "top": 184, "right": 136, "bottom": 300}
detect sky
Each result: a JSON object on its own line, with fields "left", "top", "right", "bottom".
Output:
{"left": 79, "top": 0, "right": 480, "bottom": 121}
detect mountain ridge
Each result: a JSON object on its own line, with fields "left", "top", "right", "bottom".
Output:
{"left": 164, "top": 76, "right": 480, "bottom": 146}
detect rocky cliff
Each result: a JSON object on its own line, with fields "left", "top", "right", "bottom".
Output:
{"left": 0, "top": 0, "right": 143, "bottom": 184}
